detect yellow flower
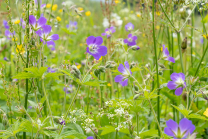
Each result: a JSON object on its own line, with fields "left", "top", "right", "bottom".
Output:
{"left": 107, "top": 83, "right": 111, "bottom": 86}
{"left": 52, "top": 4, "right": 58, "bottom": 11}
{"left": 99, "top": 56, "right": 102, "bottom": 61}
{"left": 161, "top": 47, "right": 163, "bottom": 52}
{"left": 114, "top": 0, "right": 120, "bottom": 4}
{"left": 77, "top": 64, "right": 81, "bottom": 69}
{"left": 78, "top": 7, "right": 83, "bottom": 12}
{"left": 76, "top": 15, "right": 80, "bottom": 19}
{"left": 156, "top": 25, "right": 160, "bottom": 30}
{"left": 203, "top": 108, "right": 208, "bottom": 117}
{"left": 12, "top": 37, "right": 18, "bottom": 41}
{"left": 156, "top": 11, "right": 161, "bottom": 16}
{"left": 142, "top": 33, "right": 145, "bottom": 37}
{"left": 14, "top": 20, "right": 20, "bottom": 24}
{"left": 137, "top": 13, "right": 141, "bottom": 17}
{"left": 85, "top": 11, "right": 91, "bottom": 16}
{"left": 16, "top": 44, "right": 25, "bottom": 54}
{"left": 56, "top": 16, "right": 61, "bottom": 22}
{"left": 203, "top": 34, "right": 208, "bottom": 39}
{"left": 59, "top": 9, "right": 63, "bottom": 13}
{"left": 46, "top": 4, "right": 51, "bottom": 8}
{"left": 79, "top": 43, "right": 83, "bottom": 46}
{"left": 130, "top": 11, "right": 134, "bottom": 13}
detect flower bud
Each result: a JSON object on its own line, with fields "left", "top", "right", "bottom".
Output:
{"left": 133, "top": 83, "right": 139, "bottom": 91}
{"left": 2, "top": 114, "right": 9, "bottom": 127}
{"left": 133, "top": 94, "right": 140, "bottom": 100}
{"left": 35, "top": 103, "right": 43, "bottom": 115}
{"left": 130, "top": 61, "right": 136, "bottom": 69}
{"left": 71, "top": 65, "right": 81, "bottom": 79}
{"left": 16, "top": 106, "right": 26, "bottom": 115}
{"left": 105, "top": 61, "right": 117, "bottom": 69}
{"left": 131, "top": 45, "right": 140, "bottom": 51}
{"left": 181, "top": 37, "right": 187, "bottom": 51}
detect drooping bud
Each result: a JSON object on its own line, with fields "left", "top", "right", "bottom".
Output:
{"left": 16, "top": 106, "right": 26, "bottom": 115}
{"left": 2, "top": 113, "right": 9, "bottom": 127}
{"left": 131, "top": 45, "right": 140, "bottom": 51}
{"left": 181, "top": 37, "right": 187, "bottom": 53}
{"left": 71, "top": 65, "right": 81, "bottom": 79}
{"left": 130, "top": 61, "right": 136, "bottom": 69}
{"left": 105, "top": 61, "right": 117, "bottom": 69}
{"left": 94, "top": 66, "right": 106, "bottom": 77}
{"left": 133, "top": 94, "right": 140, "bottom": 100}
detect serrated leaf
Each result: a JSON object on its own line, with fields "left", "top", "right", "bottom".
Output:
{"left": 100, "top": 126, "right": 116, "bottom": 136}
{"left": 139, "top": 129, "right": 158, "bottom": 138}
{"left": 171, "top": 104, "right": 191, "bottom": 117}
{"left": 188, "top": 114, "right": 208, "bottom": 121}
{"left": 82, "top": 74, "right": 91, "bottom": 83}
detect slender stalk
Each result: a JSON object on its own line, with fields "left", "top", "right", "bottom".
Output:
{"left": 191, "top": 10, "right": 194, "bottom": 68}
{"left": 194, "top": 41, "right": 208, "bottom": 76}
{"left": 152, "top": 0, "right": 160, "bottom": 136}
{"left": 42, "top": 80, "right": 54, "bottom": 127}
{"left": 158, "top": 0, "right": 177, "bottom": 32}
{"left": 177, "top": 32, "right": 185, "bottom": 73}
{"left": 136, "top": 112, "right": 139, "bottom": 136}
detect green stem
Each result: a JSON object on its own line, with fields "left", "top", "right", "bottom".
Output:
{"left": 194, "top": 41, "right": 208, "bottom": 76}
{"left": 158, "top": 0, "right": 177, "bottom": 32}
{"left": 177, "top": 32, "right": 185, "bottom": 73}
{"left": 191, "top": 9, "right": 194, "bottom": 68}
{"left": 152, "top": 0, "right": 160, "bottom": 136}
{"left": 42, "top": 80, "right": 54, "bottom": 127}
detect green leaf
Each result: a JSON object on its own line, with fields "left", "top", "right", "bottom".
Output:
{"left": 83, "top": 80, "right": 106, "bottom": 86}
{"left": 13, "top": 67, "right": 47, "bottom": 80}
{"left": 171, "top": 104, "right": 191, "bottom": 117}
{"left": 202, "top": 14, "right": 208, "bottom": 23}
{"left": 82, "top": 74, "right": 91, "bottom": 83}
{"left": 44, "top": 73, "right": 63, "bottom": 80}
{"left": 188, "top": 114, "right": 208, "bottom": 121}
{"left": 99, "top": 126, "right": 116, "bottom": 136}
{"left": 139, "top": 129, "right": 158, "bottom": 138}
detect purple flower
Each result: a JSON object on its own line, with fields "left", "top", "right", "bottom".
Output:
{"left": 64, "top": 85, "right": 73, "bottom": 94}
{"left": 162, "top": 45, "right": 175, "bottom": 63}
{"left": 36, "top": 25, "right": 59, "bottom": 50}
{"left": 86, "top": 136, "right": 94, "bottom": 139}
{"left": 47, "top": 67, "right": 56, "bottom": 73}
{"left": 3, "top": 57, "right": 8, "bottom": 61}
{"left": 114, "top": 61, "right": 132, "bottom": 86}
{"left": 200, "top": 38, "right": 204, "bottom": 44}
{"left": 12, "top": 79, "right": 18, "bottom": 82}
{"left": 125, "top": 22, "right": 134, "bottom": 31}
{"left": 29, "top": 15, "right": 47, "bottom": 31}
{"left": 164, "top": 118, "right": 195, "bottom": 139}
{"left": 59, "top": 119, "right": 65, "bottom": 125}
{"left": 3, "top": 20, "right": 9, "bottom": 29}
{"left": 86, "top": 36, "right": 107, "bottom": 60}
{"left": 167, "top": 73, "right": 186, "bottom": 96}
{"left": 66, "top": 21, "right": 77, "bottom": 30}
{"left": 124, "top": 34, "right": 137, "bottom": 46}
{"left": 5, "top": 30, "right": 15, "bottom": 39}
{"left": 101, "top": 26, "right": 115, "bottom": 38}
{"left": 28, "top": 106, "right": 33, "bottom": 109}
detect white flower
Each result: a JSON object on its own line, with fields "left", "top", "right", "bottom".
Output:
{"left": 115, "top": 108, "right": 124, "bottom": 116}
{"left": 85, "top": 127, "right": 92, "bottom": 133}
{"left": 102, "top": 13, "right": 123, "bottom": 28}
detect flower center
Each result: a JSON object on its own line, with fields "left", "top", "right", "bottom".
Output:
{"left": 175, "top": 78, "right": 184, "bottom": 87}
{"left": 89, "top": 44, "right": 97, "bottom": 53}
{"left": 128, "top": 37, "right": 132, "bottom": 42}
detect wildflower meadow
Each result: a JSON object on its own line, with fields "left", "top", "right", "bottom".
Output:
{"left": 1, "top": 0, "right": 208, "bottom": 138}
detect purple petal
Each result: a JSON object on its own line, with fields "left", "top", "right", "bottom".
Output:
{"left": 115, "top": 75, "right": 124, "bottom": 83}
{"left": 105, "top": 28, "right": 109, "bottom": 32}
{"left": 166, "top": 119, "right": 178, "bottom": 135}
{"left": 124, "top": 39, "right": 128, "bottom": 43}
{"left": 91, "top": 53, "right": 101, "bottom": 60}
{"left": 47, "top": 41, "right": 55, "bottom": 46}
{"left": 164, "top": 127, "right": 175, "bottom": 137}
{"left": 29, "top": 15, "right": 36, "bottom": 27}
{"left": 97, "top": 45, "right": 107, "bottom": 56}
{"left": 167, "top": 57, "right": 175, "bottom": 63}
{"left": 175, "top": 87, "right": 183, "bottom": 96}
{"left": 120, "top": 78, "right": 128, "bottom": 86}
{"left": 101, "top": 33, "right": 106, "bottom": 36}
{"left": 128, "top": 34, "right": 132, "bottom": 38}
{"left": 42, "top": 25, "right": 52, "bottom": 36}
{"left": 178, "top": 73, "right": 185, "bottom": 81}
{"left": 170, "top": 73, "right": 180, "bottom": 81}
{"left": 107, "top": 35, "right": 111, "bottom": 38}
{"left": 37, "top": 17, "right": 47, "bottom": 28}
{"left": 167, "top": 81, "right": 177, "bottom": 90}
{"left": 87, "top": 136, "right": 94, "bottom": 139}
{"left": 124, "top": 61, "right": 132, "bottom": 74}
{"left": 164, "top": 47, "right": 170, "bottom": 56}
{"left": 94, "top": 36, "right": 103, "bottom": 45}
{"left": 179, "top": 118, "right": 195, "bottom": 137}
{"left": 128, "top": 41, "right": 136, "bottom": 46}
{"left": 86, "top": 36, "right": 96, "bottom": 46}
{"left": 118, "top": 64, "right": 128, "bottom": 74}
{"left": 132, "top": 36, "right": 137, "bottom": 41}
{"left": 50, "top": 34, "right": 59, "bottom": 41}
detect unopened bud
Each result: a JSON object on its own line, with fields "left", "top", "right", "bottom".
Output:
{"left": 133, "top": 94, "right": 140, "bottom": 100}
{"left": 131, "top": 45, "right": 140, "bottom": 51}
{"left": 181, "top": 37, "right": 187, "bottom": 52}
{"left": 16, "top": 106, "right": 26, "bottom": 115}
{"left": 105, "top": 61, "right": 117, "bottom": 69}
{"left": 71, "top": 65, "right": 81, "bottom": 79}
